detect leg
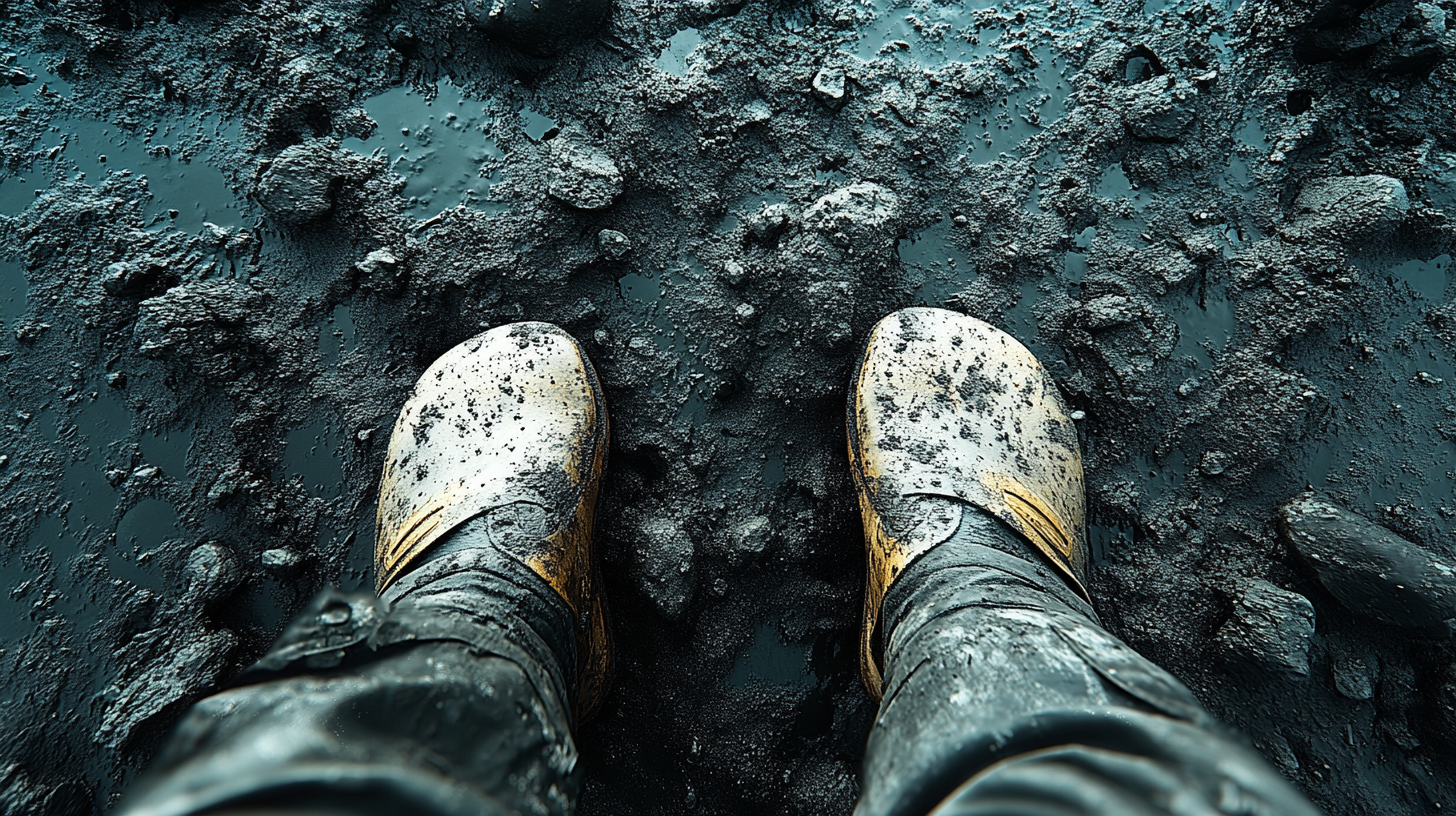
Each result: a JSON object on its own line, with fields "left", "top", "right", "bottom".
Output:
{"left": 847, "top": 309, "right": 1322, "bottom": 816}
{"left": 119, "top": 323, "right": 611, "bottom": 816}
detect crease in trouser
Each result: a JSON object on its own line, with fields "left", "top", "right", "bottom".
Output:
{"left": 856, "top": 508, "right": 1324, "bottom": 816}
{"left": 116, "top": 520, "right": 580, "bottom": 816}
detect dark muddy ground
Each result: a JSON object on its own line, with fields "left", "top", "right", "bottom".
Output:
{"left": 0, "top": 0, "right": 1454, "bottom": 812}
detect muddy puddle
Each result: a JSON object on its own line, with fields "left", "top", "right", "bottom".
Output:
{"left": 343, "top": 80, "right": 507, "bottom": 217}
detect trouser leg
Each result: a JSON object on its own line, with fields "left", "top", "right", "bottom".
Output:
{"left": 117, "top": 520, "right": 579, "bottom": 816}
{"left": 857, "top": 510, "right": 1323, "bottom": 816}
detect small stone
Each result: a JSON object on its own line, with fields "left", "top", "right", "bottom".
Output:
{"left": 0, "top": 454, "right": 8, "bottom": 469}
{"left": 594, "top": 328, "right": 610, "bottom": 346}
{"left": 1281, "top": 492, "right": 1456, "bottom": 637}
{"left": 802, "top": 182, "right": 900, "bottom": 247}
{"left": 633, "top": 516, "right": 696, "bottom": 620}
{"left": 811, "top": 66, "right": 847, "bottom": 108}
{"left": 733, "top": 515, "right": 774, "bottom": 555}
{"left": 356, "top": 248, "right": 399, "bottom": 276}
{"left": 734, "top": 302, "right": 757, "bottom": 324}
{"left": 1216, "top": 579, "right": 1315, "bottom": 677}
{"left": 182, "top": 543, "right": 242, "bottom": 610}
{"left": 1200, "top": 450, "right": 1229, "bottom": 476}
{"left": 548, "top": 139, "right": 623, "bottom": 210}
{"left": 1290, "top": 175, "right": 1409, "bottom": 242}
{"left": 1121, "top": 75, "right": 1196, "bottom": 141}
{"left": 107, "top": 371, "right": 127, "bottom": 388}
{"left": 721, "top": 259, "right": 747, "bottom": 287}
{"left": 131, "top": 465, "right": 161, "bottom": 480}
{"left": 257, "top": 140, "right": 344, "bottom": 224}
{"left": 741, "top": 99, "right": 771, "bottom": 124}
{"left": 1070, "top": 410, "right": 1086, "bottom": 421}
{"left": 747, "top": 203, "right": 792, "bottom": 242}
{"left": 261, "top": 547, "right": 302, "bottom": 572}
{"left": 1332, "top": 655, "right": 1376, "bottom": 700}
{"left": 597, "top": 229, "right": 632, "bottom": 260}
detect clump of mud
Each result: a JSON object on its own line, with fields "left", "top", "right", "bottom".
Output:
{"left": 0, "top": 0, "right": 1453, "bottom": 812}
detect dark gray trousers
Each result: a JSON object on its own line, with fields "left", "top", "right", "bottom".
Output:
{"left": 118, "top": 512, "right": 1322, "bottom": 816}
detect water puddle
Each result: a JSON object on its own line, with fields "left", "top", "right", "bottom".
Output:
{"left": 284, "top": 417, "right": 346, "bottom": 499}
{"left": 725, "top": 622, "right": 815, "bottom": 688}
{"left": 898, "top": 218, "right": 972, "bottom": 306}
{"left": 654, "top": 28, "right": 704, "bottom": 77}
{"left": 42, "top": 114, "right": 242, "bottom": 233}
{"left": 618, "top": 259, "right": 713, "bottom": 425}
{"left": 1222, "top": 116, "right": 1266, "bottom": 198}
{"left": 521, "top": 107, "right": 560, "bottom": 143}
{"left": 962, "top": 44, "right": 1070, "bottom": 164}
{"left": 319, "top": 304, "right": 355, "bottom": 365}
{"left": 1095, "top": 162, "right": 1151, "bottom": 212}
{"left": 849, "top": 0, "right": 992, "bottom": 65}
{"left": 110, "top": 499, "right": 179, "bottom": 591}
{"left": 140, "top": 427, "right": 192, "bottom": 479}
{"left": 1169, "top": 282, "right": 1236, "bottom": 370}
{"left": 343, "top": 80, "right": 505, "bottom": 217}
{"left": 1386, "top": 254, "right": 1450, "bottom": 302}
{"left": 0, "top": 254, "right": 25, "bottom": 330}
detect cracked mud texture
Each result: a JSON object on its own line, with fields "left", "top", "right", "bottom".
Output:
{"left": 0, "top": 0, "right": 1454, "bottom": 812}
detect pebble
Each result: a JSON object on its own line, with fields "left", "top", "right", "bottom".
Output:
{"left": 261, "top": 547, "right": 302, "bottom": 572}
{"left": 721, "top": 259, "right": 747, "bottom": 287}
{"left": 811, "top": 66, "right": 847, "bottom": 108}
{"left": 597, "top": 229, "right": 632, "bottom": 259}
{"left": 733, "top": 515, "right": 773, "bottom": 555}
{"left": 1280, "top": 491, "right": 1456, "bottom": 637}
{"left": 1199, "top": 450, "right": 1229, "bottom": 476}
{"left": 1290, "top": 175, "right": 1408, "bottom": 241}
{"left": 747, "top": 203, "right": 791, "bottom": 242}
{"left": 548, "top": 139, "right": 622, "bottom": 210}
{"left": 1216, "top": 579, "right": 1316, "bottom": 676}
{"left": 1332, "top": 655, "right": 1376, "bottom": 700}
{"left": 256, "top": 140, "right": 343, "bottom": 224}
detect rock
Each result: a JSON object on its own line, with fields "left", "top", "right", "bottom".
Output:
{"left": 94, "top": 628, "right": 236, "bottom": 749}
{"left": 182, "top": 543, "right": 242, "bottom": 610}
{"left": 1280, "top": 492, "right": 1456, "bottom": 637}
{"left": 256, "top": 140, "right": 343, "bottom": 224}
{"left": 721, "top": 259, "right": 748, "bottom": 287}
{"left": 1122, "top": 75, "right": 1196, "bottom": 141}
{"left": 812, "top": 67, "right": 847, "bottom": 108}
{"left": 356, "top": 248, "right": 399, "bottom": 276}
{"left": 1216, "top": 579, "right": 1316, "bottom": 676}
{"left": 598, "top": 229, "right": 632, "bottom": 259}
{"left": 1332, "top": 655, "right": 1376, "bottom": 700}
{"left": 634, "top": 516, "right": 696, "bottom": 620}
{"left": 464, "top": 0, "right": 608, "bottom": 57}
{"left": 1289, "top": 175, "right": 1408, "bottom": 241}
{"left": 732, "top": 515, "right": 773, "bottom": 555}
{"left": 134, "top": 279, "right": 272, "bottom": 381}
{"left": 262, "top": 547, "right": 302, "bottom": 572}
{"left": 3, "top": 67, "right": 33, "bottom": 87}
{"left": 1296, "top": 0, "right": 1407, "bottom": 63}
{"left": 747, "top": 203, "right": 792, "bottom": 242}
{"left": 101, "top": 258, "right": 177, "bottom": 296}
{"left": 740, "top": 99, "right": 772, "bottom": 125}
{"left": 802, "top": 182, "right": 900, "bottom": 247}
{"left": 548, "top": 140, "right": 622, "bottom": 210}
{"left": 1199, "top": 450, "right": 1229, "bottom": 476}
{"left": 733, "top": 302, "right": 756, "bottom": 325}
{"left": 1371, "top": 2, "right": 1452, "bottom": 72}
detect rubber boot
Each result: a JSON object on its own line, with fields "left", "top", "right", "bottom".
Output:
{"left": 848, "top": 308, "right": 1323, "bottom": 816}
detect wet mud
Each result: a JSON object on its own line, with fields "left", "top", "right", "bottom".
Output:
{"left": 0, "top": 0, "right": 1453, "bottom": 812}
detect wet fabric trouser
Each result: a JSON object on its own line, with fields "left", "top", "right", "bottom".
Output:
{"left": 117, "top": 512, "right": 1323, "bottom": 816}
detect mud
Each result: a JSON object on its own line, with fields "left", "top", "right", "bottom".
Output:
{"left": 0, "top": 0, "right": 1453, "bottom": 812}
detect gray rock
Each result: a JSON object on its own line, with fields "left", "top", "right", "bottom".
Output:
{"left": 1289, "top": 175, "right": 1408, "bottom": 241}
{"left": 1280, "top": 491, "right": 1456, "bottom": 637}
{"left": 598, "top": 229, "right": 632, "bottom": 259}
{"left": 257, "top": 140, "right": 343, "bottom": 223}
{"left": 733, "top": 515, "right": 774, "bottom": 555}
{"left": 182, "top": 543, "right": 242, "bottom": 610}
{"left": 1199, "top": 450, "right": 1229, "bottom": 476}
{"left": 634, "top": 516, "right": 696, "bottom": 620}
{"left": 95, "top": 628, "right": 236, "bottom": 749}
{"left": 747, "top": 202, "right": 792, "bottom": 242}
{"left": 721, "top": 259, "right": 748, "bottom": 287}
{"left": 1332, "top": 655, "right": 1376, "bottom": 700}
{"left": 802, "top": 182, "right": 899, "bottom": 247}
{"left": 261, "top": 547, "right": 302, "bottom": 572}
{"left": 548, "top": 140, "right": 622, "bottom": 210}
{"left": 812, "top": 66, "right": 847, "bottom": 108}
{"left": 1122, "top": 75, "right": 1196, "bottom": 141}
{"left": 1216, "top": 579, "right": 1316, "bottom": 676}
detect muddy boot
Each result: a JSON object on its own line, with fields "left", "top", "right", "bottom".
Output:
{"left": 464, "top": 0, "right": 609, "bottom": 57}
{"left": 117, "top": 322, "right": 609, "bottom": 816}
{"left": 849, "top": 308, "right": 1322, "bottom": 816}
